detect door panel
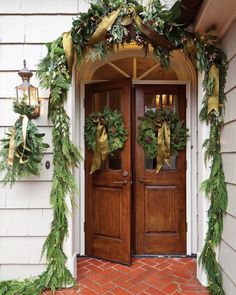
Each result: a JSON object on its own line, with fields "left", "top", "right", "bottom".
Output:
{"left": 134, "top": 85, "right": 186, "bottom": 255}
{"left": 85, "top": 79, "right": 131, "bottom": 264}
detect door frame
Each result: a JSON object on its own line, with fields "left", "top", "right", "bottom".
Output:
{"left": 76, "top": 79, "right": 196, "bottom": 257}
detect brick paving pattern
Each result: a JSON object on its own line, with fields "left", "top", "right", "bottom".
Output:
{"left": 43, "top": 257, "right": 209, "bottom": 294}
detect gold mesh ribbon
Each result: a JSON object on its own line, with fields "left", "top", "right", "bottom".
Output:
{"left": 7, "top": 128, "right": 16, "bottom": 166}
{"left": 62, "top": 31, "right": 74, "bottom": 74}
{"left": 90, "top": 117, "right": 109, "bottom": 174}
{"left": 208, "top": 64, "right": 219, "bottom": 114}
{"left": 156, "top": 120, "right": 171, "bottom": 173}
{"left": 88, "top": 8, "right": 174, "bottom": 49}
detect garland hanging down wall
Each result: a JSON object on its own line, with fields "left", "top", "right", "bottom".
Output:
{"left": 0, "top": 0, "right": 228, "bottom": 294}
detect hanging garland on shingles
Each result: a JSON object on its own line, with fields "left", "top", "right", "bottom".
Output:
{"left": 0, "top": 37, "right": 82, "bottom": 295}
{"left": 138, "top": 109, "right": 188, "bottom": 173}
{"left": 0, "top": 0, "right": 228, "bottom": 294}
{"left": 84, "top": 107, "right": 128, "bottom": 174}
{"left": 0, "top": 100, "right": 49, "bottom": 187}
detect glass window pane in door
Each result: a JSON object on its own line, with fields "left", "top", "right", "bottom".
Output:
{"left": 145, "top": 155, "right": 177, "bottom": 170}
{"left": 92, "top": 91, "right": 107, "bottom": 112}
{"left": 108, "top": 89, "right": 121, "bottom": 111}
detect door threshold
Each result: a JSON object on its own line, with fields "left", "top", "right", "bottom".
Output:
{"left": 132, "top": 254, "right": 197, "bottom": 258}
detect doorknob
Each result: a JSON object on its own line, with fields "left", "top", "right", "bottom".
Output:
{"left": 113, "top": 180, "right": 128, "bottom": 185}
{"left": 139, "top": 178, "right": 151, "bottom": 183}
{"left": 122, "top": 170, "right": 128, "bottom": 177}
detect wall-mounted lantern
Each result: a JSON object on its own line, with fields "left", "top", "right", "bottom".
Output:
{"left": 15, "top": 60, "right": 40, "bottom": 119}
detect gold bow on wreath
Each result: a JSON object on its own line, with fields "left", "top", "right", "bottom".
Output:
{"left": 90, "top": 116, "right": 109, "bottom": 174}
{"left": 155, "top": 119, "right": 171, "bottom": 173}
{"left": 7, "top": 115, "right": 29, "bottom": 166}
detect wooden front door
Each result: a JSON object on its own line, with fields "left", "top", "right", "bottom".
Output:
{"left": 85, "top": 81, "right": 186, "bottom": 263}
{"left": 85, "top": 79, "right": 132, "bottom": 265}
{"left": 134, "top": 85, "right": 186, "bottom": 254}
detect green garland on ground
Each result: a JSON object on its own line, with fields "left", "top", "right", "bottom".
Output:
{"left": 0, "top": 100, "right": 49, "bottom": 186}
{"left": 84, "top": 107, "right": 128, "bottom": 155}
{"left": 0, "top": 1, "right": 229, "bottom": 294}
{"left": 138, "top": 109, "right": 188, "bottom": 159}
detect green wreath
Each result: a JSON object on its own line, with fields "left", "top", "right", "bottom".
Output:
{"left": 138, "top": 109, "right": 188, "bottom": 160}
{"left": 84, "top": 107, "right": 128, "bottom": 155}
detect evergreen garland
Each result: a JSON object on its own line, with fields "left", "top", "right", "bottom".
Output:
{"left": 198, "top": 55, "right": 228, "bottom": 295}
{"left": 138, "top": 109, "right": 188, "bottom": 159}
{"left": 0, "top": 1, "right": 229, "bottom": 294}
{"left": 0, "top": 100, "right": 49, "bottom": 186}
{"left": 84, "top": 107, "right": 128, "bottom": 155}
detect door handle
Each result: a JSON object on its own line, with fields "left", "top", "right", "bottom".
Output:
{"left": 122, "top": 170, "right": 128, "bottom": 177}
{"left": 139, "top": 178, "right": 151, "bottom": 183}
{"left": 113, "top": 180, "right": 128, "bottom": 185}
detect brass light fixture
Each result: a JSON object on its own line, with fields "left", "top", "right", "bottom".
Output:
{"left": 16, "top": 60, "right": 40, "bottom": 118}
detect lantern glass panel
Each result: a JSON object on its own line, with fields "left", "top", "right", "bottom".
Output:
{"left": 16, "top": 84, "right": 39, "bottom": 106}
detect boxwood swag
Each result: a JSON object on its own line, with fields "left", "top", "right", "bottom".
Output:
{"left": 0, "top": 0, "right": 228, "bottom": 294}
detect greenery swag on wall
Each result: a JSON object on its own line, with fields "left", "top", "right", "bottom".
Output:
{"left": 0, "top": 0, "right": 228, "bottom": 294}
{"left": 0, "top": 100, "right": 49, "bottom": 186}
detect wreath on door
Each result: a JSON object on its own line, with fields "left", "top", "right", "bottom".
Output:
{"left": 138, "top": 109, "right": 188, "bottom": 172}
{"left": 84, "top": 107, "right": 128, "bottom": 174}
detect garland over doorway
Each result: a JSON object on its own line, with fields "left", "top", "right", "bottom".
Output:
{"left": 0, "top": 1, "right": 228, "bottom": 294}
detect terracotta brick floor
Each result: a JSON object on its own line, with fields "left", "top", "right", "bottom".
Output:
{"left": 43, "top": 257, "right": 209, "bottom": 294}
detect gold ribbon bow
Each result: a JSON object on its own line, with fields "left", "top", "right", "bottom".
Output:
{"left": 7, "top": 115, "right": 29, "bottom": 166}
{"left": 62, "top": 31, "right": 74, "bottom": 75}
{"left": 156, "top": 120, "right": 171, "bottom": 173}
{"left": 7, "top": 128, "right": 16, "bottom": 166}
{"left": 88, "top": 8, "right": 174, "bottom": 49}
{"left": 90, "top": 117, "right": 109, "bottom": 174}
{"left": 208, "top": 64, "right": 219, "bottom": 114}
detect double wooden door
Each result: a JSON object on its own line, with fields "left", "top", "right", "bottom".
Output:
{"left": 85, "top": 79, "right": 186, "bottom": 264}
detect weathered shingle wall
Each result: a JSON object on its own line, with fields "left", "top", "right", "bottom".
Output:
{"left": 220, "top": 20, "right": 236, "bottom": 295}
{"left": 0, "top": 0, "right": 90, "bottom": 280}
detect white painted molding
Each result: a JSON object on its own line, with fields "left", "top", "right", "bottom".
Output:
{"left": 196, "top": 72, "right": 211, "bottom": 286}
{"left": 194, "top": 0, "right": 236, "bottom": 39}
{"left": 63, "top": 73, "right": 78, "bottom": 280}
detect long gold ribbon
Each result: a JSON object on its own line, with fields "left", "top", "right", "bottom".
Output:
{"left": 90, "top": 117, "right": 109, "bottom": 174}
{"left": 62, "top": 31, "right": 74, "bottom": 74}
{"left": 208, "top": 64, "right": 219, "bottom": 114}
{"left": 156, "top": 121, "right": 171, "bottom": 173}
{"left": 22, "top": 115, "right": 29, "bottom": 150}
{"left": 20, "top": 115, "right": 29, "bottom": 164}
{"left": 87, "top": 8, "right": 174, "bottom": 49}
{"left": 88, "top": 8, "right": 121, "bottom": 46}
{"left": 7, "top": 128, "right": 16, "bottom": 166}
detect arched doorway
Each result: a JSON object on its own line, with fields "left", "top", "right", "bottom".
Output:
{"left": 74, "top": 44, "right": 197, "bottom": 263}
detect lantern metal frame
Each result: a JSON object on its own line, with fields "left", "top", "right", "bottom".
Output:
{"left": 15, "top": 60, "right": 40, "bottom": 119}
